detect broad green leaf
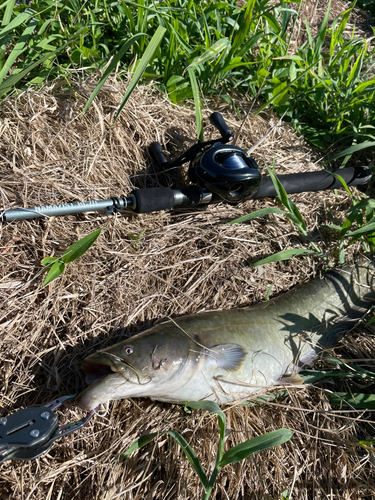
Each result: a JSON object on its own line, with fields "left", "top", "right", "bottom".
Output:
{"left": 252, "top": 249, "right": 317, "bottom": 267}
{"left": 167, "top": 430, "right": 209, "bottom": 488}
{"left": 119, "top": 432, "right": 159, "bottom": 460}
{"left": 62, "top": 228, "right": 102, "bottom": 263}
{"left": 114, "top": 26, "right": 166, "bottom": 121}
{"left": 83, "top": 33, "right": 145, "bottom": 113}
{"left": 188, "top": 67, "right": 203, "bottom": 143}
{"left": 227, "top": 207, "right": 285, "bottom": 225}
{"left": 328, "top": 392, "right": 375, "bottom": 409}
{"left": 186, "top": 400, "right": 226, "bottom": 443}
{"left": 219, "top": 429, "right": 293, "bottom": 467}
{"left": 43, "top": 260, "right": 65, "bottom": 286}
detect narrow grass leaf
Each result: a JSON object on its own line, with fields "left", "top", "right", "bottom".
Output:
{"left": 0, "top": 17, "right": 38, "bottom": 83}
{"left": 252, "top": 249, "right": 317, "bottom": 266}
{"left": 1, "top": 0, "right": 15, "bottom": 28}
{"left": 314, "top": 0, "right": 331, "bottom": 61}
{"left": 166, "top": 430, "right": 209, "bottom": 489}
{"left": 346, "top": 222, "right": 375, "bottom": 237}
{"left": 0, "top": 9, "right": 34, "bottom": 36}
{"left": 328, "top": 392, "right": 375, "bottom": 409}
{"left": 43, "top": 260, "right": 65, "bottom": 286}
{"left": 83, "top": 33, "right": 146, "bottom": 113}
{"left": 186, "top": 38, "right": 230, "bottom": 70}
{"left": 62, "top": 228, "right": 102, "bottom": 264}
{"left": 265, "top": 284, "right": 273, "bottom": 300}
{"left": 219, "top": 429, "right": 293, "bottom": 467}
{"left": 120, "top": 432, "right": 159, "bottom": 460}
{"left": 327, "top": 141, "right": 375, "bottom": 161}
{"left": 226, "top": 208, "right": 285, "bottom": 225}
{"left": 232, "top": 0, "right": 256, "bottom": 50}
{"left": 327, "top": 172, "right": 352, "bottom": 198}
{"left": 114, "top": 26, "right": 166, "bottom": 121}
{"left": 186, "top": 401, "right": 225, "bottom": 437}
{"left": 187, "top": 67, "right": 203, "bottom": 142}
{"left": 41, "top": 257, "right": 60, "bottom": 267}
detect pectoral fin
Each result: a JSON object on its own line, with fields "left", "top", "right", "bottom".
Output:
{"left": 212, "top": 344, "right": 247, "bottom": 371}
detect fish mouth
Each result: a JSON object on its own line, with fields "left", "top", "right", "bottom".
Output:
{"left": 81, "top": 360, "right": 118, "bottom": 385}
{"left": 81, "top": 352, "right": 146, "bottom": 387}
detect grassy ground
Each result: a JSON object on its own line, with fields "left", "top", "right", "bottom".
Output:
{"left": 0, "top": 77, "right": 374, "bottom": 499}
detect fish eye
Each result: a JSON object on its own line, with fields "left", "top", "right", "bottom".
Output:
{"left": 124, "top": 346, "right": 133, "bottom": 356}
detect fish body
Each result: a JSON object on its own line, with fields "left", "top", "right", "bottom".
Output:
{"left": 76, "top": 257, "right": 375, "bottom": 410}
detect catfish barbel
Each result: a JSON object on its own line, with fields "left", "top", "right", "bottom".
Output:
{"left": 76, "top": 256, "right": 375, "bottom": 410}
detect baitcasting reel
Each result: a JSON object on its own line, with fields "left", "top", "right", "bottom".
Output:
{"left": 149, "top": 112, "right": 262, "bottom": 204}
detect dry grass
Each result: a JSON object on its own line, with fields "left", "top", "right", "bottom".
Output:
{"left": 0, "top": 56, "right": 375, "bottom": 500}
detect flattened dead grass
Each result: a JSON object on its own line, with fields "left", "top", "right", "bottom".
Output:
{"left": 0, "top": 75, "right": 374, "bottom": 500}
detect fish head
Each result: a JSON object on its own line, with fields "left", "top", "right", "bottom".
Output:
{"left": 75, "top": 325, "right": 193, "bottom": 410}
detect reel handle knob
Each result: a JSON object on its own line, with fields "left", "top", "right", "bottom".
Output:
{"left": 209, "top": 112, "right": 234, "bottom": 142}
{"left": 149, "top": 142, "right": 169, "bottom": 168}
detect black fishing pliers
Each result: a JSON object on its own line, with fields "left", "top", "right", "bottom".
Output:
{"left": 0, "top": 395, "right": 98, "bottom": 463}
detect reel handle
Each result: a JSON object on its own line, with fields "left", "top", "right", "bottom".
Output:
{"left": 149, "top": 142, "right": 169, "bottom": 168}
{"left": 209, "top": 112, "right": 234, "bottom": 142}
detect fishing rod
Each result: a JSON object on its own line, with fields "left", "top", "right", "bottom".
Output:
{"left": 1, "top": 112, "right": 373, "bottom": 222}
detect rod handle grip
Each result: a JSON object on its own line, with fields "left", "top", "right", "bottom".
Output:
{"left": 253, "top": 167, "right": 372, "bottom": 199}
{"left": 132, "top": 188, "right": 175, "bottom": 213}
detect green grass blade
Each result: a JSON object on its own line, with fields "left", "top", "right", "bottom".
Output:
{"left": 252, "top": 248, "right": 318, "bottom": 266}
{"left": 346, "top": 222, "right": 375, "bottom": 237}
{"left": 1, "top": 0, "right": 15, "bottom": 27}
{"left": 0, "top": 16, "right": 38, "bottom": 84}
{"left": 43, "top": 260, "right": 65, "bottom": 286}
{"left": 114, "top": 25, "right": 166, "bottom": 121}
{"left": 219, "top": 429, "right": 293, "bottom": 467}
{"left": 186, "top": 401, "right": 226, "bottom": 443}
{"left": 41, "top": 257, "right": 59, "bottom": 267}
{"left": 314, "top": 0, "right": 331, "bottom": 61}
{"left": 326, "top": 141, "right": 375, "bottom": 161}
{"left": 83, "top": 33, "right": 146, "bottom": 113}
{"left": 347, "top": 42, "right": 366, "bottom": 89}
{"left": 62, "top": 228, "right": 102, "bottom": 264}
{"left": 187, "top": 67, "right": 203, "bottom": 142}
{"left": 227, "top": 207, "right": 285, "bottom": 225}
{"left": 186, "top": 38, "right": 230, "bottom": 70}
{"left": 328, "top": 392, "right": 375, "bottom": 409}
{"left": 0, "top": 8, "right": 34, "bottom": 37}
{"left": 119, "top": 432, "right": 159, "bottom": 460}
{"left": 0, "top": 26, "right": 86, "bottom": 98}
{"left": 232, "top": 0, "right": 256, "bottom": 50}
{"left": 166, "top": 430, "right": 209, "bottom": 490}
